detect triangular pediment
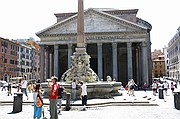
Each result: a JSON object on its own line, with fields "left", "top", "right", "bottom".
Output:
{"left": 36, "top": 9, "right": 147, "bottom": 36}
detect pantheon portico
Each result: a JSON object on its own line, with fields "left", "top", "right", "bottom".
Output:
{"left": 36, "top": 8, "right": 152, "bottom": 86}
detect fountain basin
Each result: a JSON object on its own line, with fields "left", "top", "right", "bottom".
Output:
{"left": 41, "top": 82, "right": 122, "bottom": 99}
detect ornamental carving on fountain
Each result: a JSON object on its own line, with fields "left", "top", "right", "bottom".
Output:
{"left": 61, "top": 48, "right": 99, "bottom": 83}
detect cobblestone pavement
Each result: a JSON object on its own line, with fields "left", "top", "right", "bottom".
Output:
{"left": 0, "top": 81, "right": 180, "bottom": 119}
{"left": 0, "top": 103, "right": 180, "bottom": 119}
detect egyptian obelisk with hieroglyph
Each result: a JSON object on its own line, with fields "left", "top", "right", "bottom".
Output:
{"left": 61, "top": 0, "right": 99, "bottom": 83}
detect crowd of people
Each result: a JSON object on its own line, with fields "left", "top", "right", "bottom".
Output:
{"left": 1, "top": 75, "right": 179, "bottom": 119}
{"left": 124, "top": 78, "right": 179, "bottom": 97}
{"left": 31, "top": 76, "right": 87, "bottom": 119}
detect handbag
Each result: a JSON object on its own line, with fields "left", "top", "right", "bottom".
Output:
{"left": 36, "top": 93, "right": 43, "bottom": 107}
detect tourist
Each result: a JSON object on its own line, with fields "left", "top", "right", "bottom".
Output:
{"left": 21, "top": 76, "right": 28, "bottom": 100}
{"left": 125, "top": 80, "right": 131, "bottom": 94}
{"left": 1, "top": 83, "right": 6, "bottom": 91}
{"left": 129, "top": 79, "right": 136, "bottom": 96}
{"left": 170, "top": 82, "right": 175, "bottom": 94}
{"left": 152, "top": 81, "right": 157, "bottom": 96}
{"left": 48, "top": 76, "right": 59, "bottom": 119}
{"left": 143, "top": 82, "right": 147, "bottom": 92}
{"left": 33, "top": 84, "right": 43, "bottom": 119}
{"left": 27, "top": 83, "right": 32, "bottom": 93}
{"left": 163, "top": 80, "right": 169, "bottom": 96}
{"left": 80, "top": 81, "right": 87, "bottom": 109}
{"left": 57, "top": 82, "right": 65, "bottom": 114}
{"left": 7, "top": 82, "right": 12, "bottom": 96}
{"left": 71, "top": 79, "right": 77, "bottom": 101}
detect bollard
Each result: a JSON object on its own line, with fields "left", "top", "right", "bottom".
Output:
{"left": 13, "top": 92, "right": 23, "bottom": 113}
{"left": 159, "top": 88, "right": 164, "bottom": 99}
{"left": 66, "top": 93, "right": 71, "bottom": 111}
{"left": 174, "top": 92, "right": 180, "bottom": 110}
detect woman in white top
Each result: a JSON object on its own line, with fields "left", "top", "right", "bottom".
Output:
{"left": 152, "top": 81, "right": 157, "bottom": 96}
{"left": 163, "top": 81, "right": 169, "bottom": 96}
{"left": 80, "top": 81, "right": 87, "bottom": 107}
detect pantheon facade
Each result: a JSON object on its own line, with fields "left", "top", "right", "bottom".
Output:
{"left": 36, "top": 8, "right": 152, "bottom": 86}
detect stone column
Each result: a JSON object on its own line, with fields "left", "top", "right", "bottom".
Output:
{"left": 40, "top": 45, "right": 45, "bottom": 82}
{"left": 141, "top": 42, "right": 148, "bottom": 84}
{"left": 45, "top": 47, "right": 50, "bottom": 79}
{"left": 68, "top": 44, "right": 72, "bottom": 68}
{"left": 97, "top": 42, "right": 103, "bottom": 80}
{"left": 49, "top": 51, "right": 53, "bottom": 77}
{"left": 147, "top": 32, "right": 152, "bottom": 85}
{"left": 127, "top": 42, "right": 133, "bottom": 80}
{"left": 112, "top": 43, "right": 118, "bottom": 81}
{"left": 54, "top": 45, "right": 59, "bottom": 78}
{"left": 136, "top": 47, "right": 140, "bottom": 84}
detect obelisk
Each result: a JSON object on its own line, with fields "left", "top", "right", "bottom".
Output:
{"left": 61, "top": 0, "right": 99, "bottom": 83}
{"left": 77, "top": 0, "right": 85, "bottom": 48}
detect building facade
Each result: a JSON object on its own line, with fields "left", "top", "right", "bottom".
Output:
{"left": 27, "top": 40, "right": 41, "bottom": 80}
{"left": 13, "top": 39, "right": 40, "bottom": 80}
{"left": 163, "top": 46, "right": 169, "bottom": 77}
{"left": 16, "top": 44, "right": 32, "bottom": 79}
{"left": 168, "top": 26, "right": 180, "bottom": 81}
{"left": 152, "top": 55, "right": 165, "bottom": 78}
{"left": 0, "top": 37, "right": 18, "bottom": 81}
{"left": 36, "top": 8, "right": 152, "bottom": 86}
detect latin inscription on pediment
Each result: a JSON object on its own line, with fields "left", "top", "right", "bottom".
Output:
{"left": 58, "top": 35, "right": 127, "bottom": 41}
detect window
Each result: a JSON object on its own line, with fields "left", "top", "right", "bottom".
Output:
{"left": 15, "top": 61, "right": 18, "bottom": 65}
{"left": 11, "top": 44, "right": 13, "bottom": 49}
{"left": 4, "top": 59, "right": 7, "bottom": 63}
{"left": 21, "top": 54, "right": 25, "bottom": 58}
{"left": 26, "top": 61, "right": 30, "bottom": 66}
{"left": 21, "top": 68, "right": 25, "bottom": 72}
{"left": 26, "top": 49, "right": 29, "bottom": 53}
{"left": 26, "top": 68, "right": 29, "bottom": 72}
{"left": 10, "top": 60, "right": 14, "bottom": 64}
{"left": 21, "top": 48, "right": 24, "bottom": 52}
{"left": 21, "top": 61, "right": 25, "bottom": 65}
{"left": 26, "top": 55, "right": 29, "bottom": 59}
{"left": 11, "top": 51, "right": 15, "bottom": 55}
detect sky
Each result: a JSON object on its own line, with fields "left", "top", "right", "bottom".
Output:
{"left": 0, "top": 0, "right": 180, "bottom": 51}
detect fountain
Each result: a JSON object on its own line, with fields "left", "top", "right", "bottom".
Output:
{"left": 41, "top": 0, "right": 122, "bottom": 99}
